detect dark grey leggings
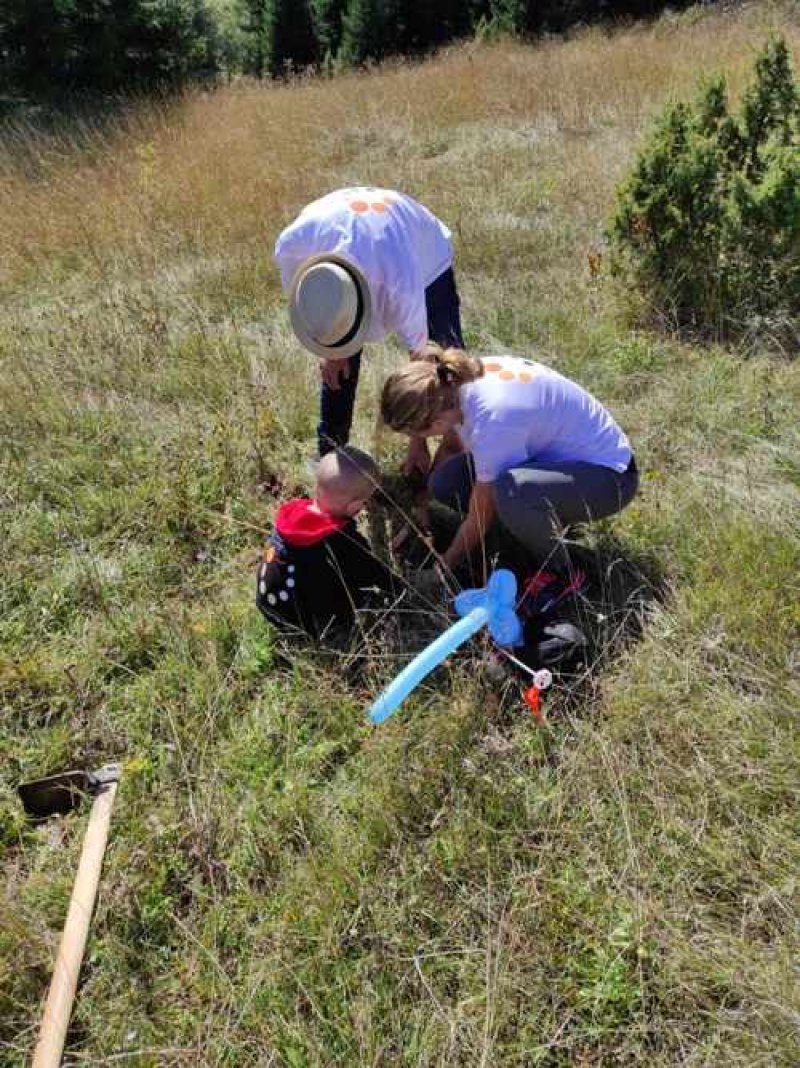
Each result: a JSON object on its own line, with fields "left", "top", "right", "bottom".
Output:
{"left": 429, "top": 453, "right": 639, "bottom": 568}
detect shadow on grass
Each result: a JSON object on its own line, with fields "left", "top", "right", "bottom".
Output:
{"left": 566, "top": 529, "right": 667, "bottom": 653}
{"left": 257, "top": 486, "right": 668, "bottom": 742}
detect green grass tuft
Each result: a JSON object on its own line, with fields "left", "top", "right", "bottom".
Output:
{"left": 2, "top": 5, "right": 799, "bottom": 1065}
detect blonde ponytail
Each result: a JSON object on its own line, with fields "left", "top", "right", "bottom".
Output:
{"left": 381, "top": 346, "right": 483, "bottom": 435}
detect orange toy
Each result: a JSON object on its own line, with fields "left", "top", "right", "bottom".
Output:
{"left": 523, "top": 669, "right": 553, "bottom": 725}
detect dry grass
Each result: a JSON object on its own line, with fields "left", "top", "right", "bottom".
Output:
{"left": 2, "top": 3, "right": 800, "bottom": 1065}
{"left": 2, "top": 3, "right": 798, "bottom": 293}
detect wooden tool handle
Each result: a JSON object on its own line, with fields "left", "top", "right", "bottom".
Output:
{"left": 32, "top": 780, "right": 118, "bottom": 1068}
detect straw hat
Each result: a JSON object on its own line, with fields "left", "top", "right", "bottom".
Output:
{"left": 288, "top": 253, "right": 372, "bottom": 360}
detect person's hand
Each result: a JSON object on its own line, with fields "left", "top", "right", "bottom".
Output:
{"left": 403, "top": 436, "right": 431, "bottom": 479}
{"left": 390, "top": 498, "right": 431, "bottom": 555}
{"left": 413, "top": 498, "right": 431, "bottom": 536}
{"left": 320, "top": 358, "right": 350, "bottom": 391}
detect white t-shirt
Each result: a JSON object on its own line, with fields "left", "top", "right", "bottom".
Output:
{"left": 458, "top": 356, "right": 633, "bottom": 481}
{"left": 274, "top": 187, "right": 454, "bottom": 352}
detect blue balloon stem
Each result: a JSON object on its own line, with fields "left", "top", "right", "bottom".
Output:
{"left": 369, "top": 607, "right": 489, "bottom": 724}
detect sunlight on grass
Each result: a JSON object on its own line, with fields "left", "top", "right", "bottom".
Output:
{"left": 1, "top": 4, "right": 799, "bottom": 1065}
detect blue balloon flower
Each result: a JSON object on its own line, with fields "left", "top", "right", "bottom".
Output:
{"left": 368, "top": 569, "right": 524, "bottom": 724}
{"left": 453, "top": 569, "right": 523, "bottom": 648}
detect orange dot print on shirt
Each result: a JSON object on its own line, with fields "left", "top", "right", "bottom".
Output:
{"left": 371, "top": 202, "right": 387, "bottom": 213}
{"left": 350, "top": 201, "right": 369, "bottom": 213}
{"left": 483, "top": 360, "right": 536, "bottom": 384}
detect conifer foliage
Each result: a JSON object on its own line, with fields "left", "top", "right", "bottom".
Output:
{"left": 1, "top": 0, "right": 219, "bottom": 93}
{"left": 1, "top": 0, "right": 690, "bottom": 93}
{"left": 338, "top": 0, "right": 390, "bottom": 67}
{"left": 610, "top": 38, "right": 800, "bottom": 344}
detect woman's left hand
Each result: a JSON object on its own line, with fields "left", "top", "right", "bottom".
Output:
{"left": 441, "top": 481, "right": 497, "bottom": 572}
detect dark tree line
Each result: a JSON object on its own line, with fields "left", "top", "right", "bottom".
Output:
{"left": 1, "top": 1, "right": 693, "bottom": 95}
{"left": 0, "top": 1, "right": 226, "bottom": 94}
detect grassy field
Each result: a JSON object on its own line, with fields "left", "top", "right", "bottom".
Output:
{"left": 2, "top": 2, "right": 799, "bottom": 1064}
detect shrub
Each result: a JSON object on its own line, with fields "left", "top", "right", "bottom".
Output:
{"left": 609, "top": 38, "right": 800, "bottom": 348}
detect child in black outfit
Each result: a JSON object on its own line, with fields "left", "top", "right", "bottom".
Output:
{"left": 256, "top": 447, "right": 402, "bottom": 642}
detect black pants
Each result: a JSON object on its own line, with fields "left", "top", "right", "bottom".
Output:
{"left": 317, "top": 266, "right": 463, "bottom": 457}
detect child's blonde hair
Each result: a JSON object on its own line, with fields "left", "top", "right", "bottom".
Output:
{"left": 380, "top": 344, "right": 483, "bottom": 435}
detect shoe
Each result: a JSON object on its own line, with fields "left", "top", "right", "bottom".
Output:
{"left": 532, "top": 621, "right": 588, "bottom": 667}
{"left": 511, "top": 619, "right": 587, "bottom": 671}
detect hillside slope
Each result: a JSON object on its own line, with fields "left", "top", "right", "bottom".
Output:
{"left": 1, "top": 4, "right": 799, "bottom": 1064}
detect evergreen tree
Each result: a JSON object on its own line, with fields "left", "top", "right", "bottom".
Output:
{"left": 1, "top": 0, "right": 219, "bottom": 93}
{"left": 242, "top": 0, "right": 268, "bottom": 77}
{"left": 338, "top": 0, "right": 388, "bottom": 66}
{"left": 395, "top": 0, "right": 476, "bottom": 52}
{"left": 610, "top": 36, "right": 800, "bottom": 341}
{"left": 0, "top": 0, "right": 704, "bottom": 94}
{"left": 1, "top": 0, "right": 75, "bottom": 92}
{"left": 309, "top": 0, "right": 346, "bottom": 62}
{"left": 740, "top": 37, "right": 800, "bottom": 168}
{"left": 264, "top": 0, "right": 317, "bottom": 75}
{"left": 488, "top": 0, "right": 528, "bottom": 35}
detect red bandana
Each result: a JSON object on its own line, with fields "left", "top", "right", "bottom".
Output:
{"left": 275, "top": 499, "right": 348, "bottom": 548}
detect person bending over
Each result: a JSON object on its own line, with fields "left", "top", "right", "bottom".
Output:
{"left": 380, "top": 346, "right": 638, "bottom": 577}
{"left": 275, "top": 186, "right": 463, "bottom": 469}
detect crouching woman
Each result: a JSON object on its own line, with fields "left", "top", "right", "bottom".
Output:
{"left": 380, "top": 346, "right": 638, "bottom": 575}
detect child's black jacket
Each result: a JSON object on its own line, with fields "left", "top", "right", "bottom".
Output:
{"left": 257, "top": 498, "right": 401, "bottom": 640}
